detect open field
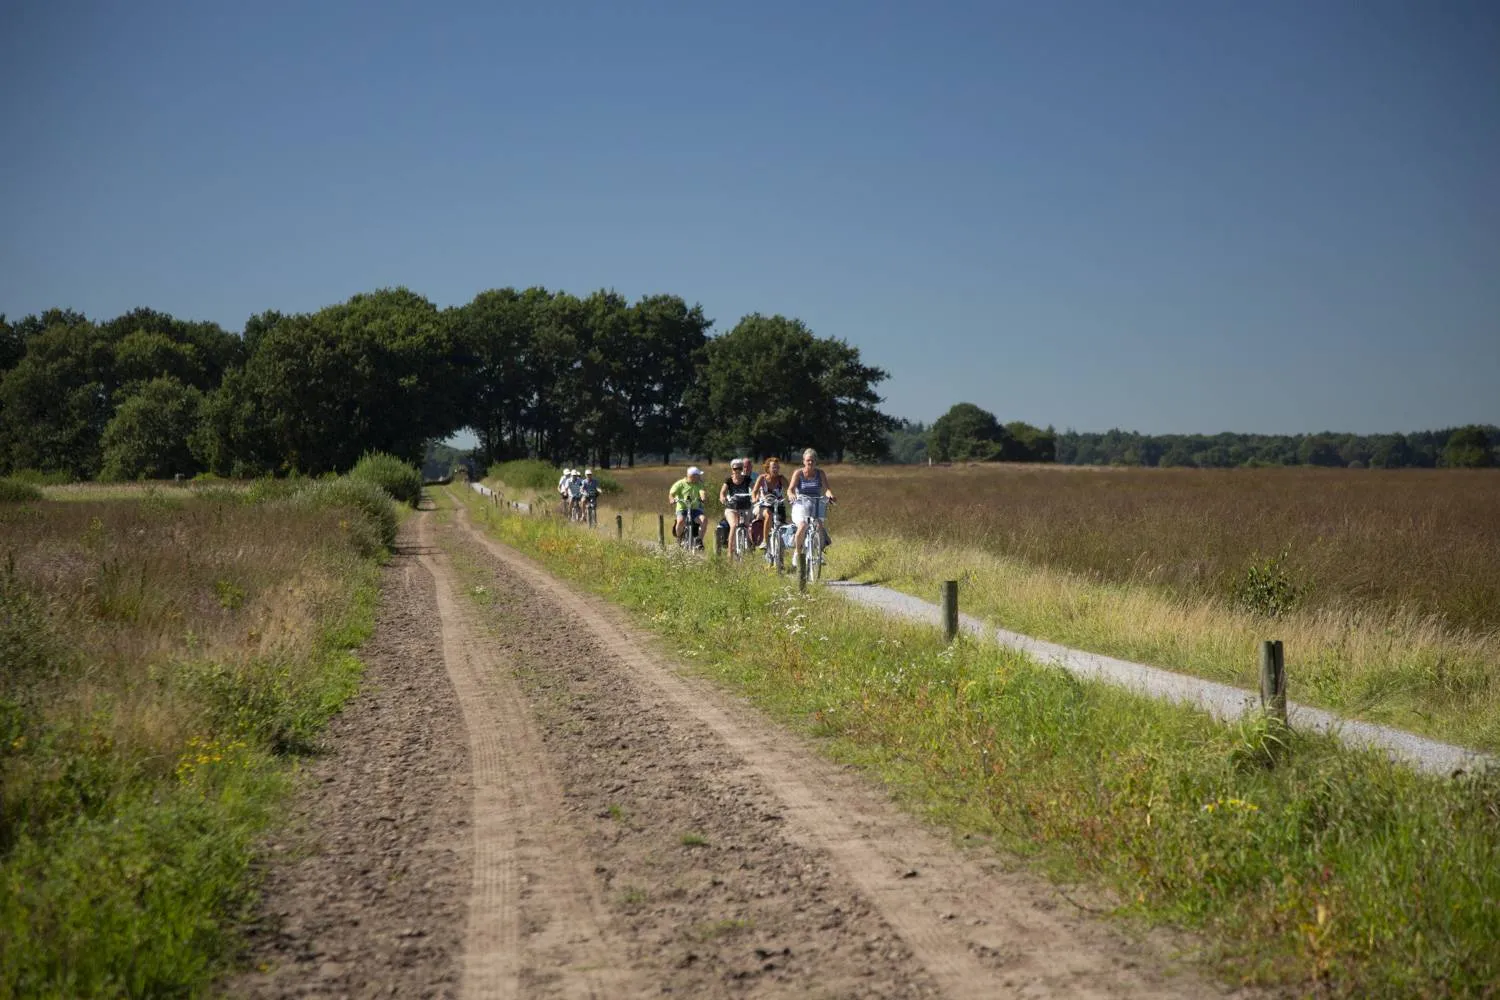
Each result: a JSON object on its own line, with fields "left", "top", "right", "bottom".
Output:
{"left": 591, "top": 464, "right": 1500, "bottom": 631}
{"left": 494, "top": 463, "right": 1500, "bottom": 751}
{"left": 0, "top": 486, "right": 386, "bottom": 996}
{"left": 454, "top": 487, "right": 1500, "bottom": 997}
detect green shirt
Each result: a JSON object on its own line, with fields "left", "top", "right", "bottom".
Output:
{"left": 669, "top": 478, "right": 705, "bottom": 509}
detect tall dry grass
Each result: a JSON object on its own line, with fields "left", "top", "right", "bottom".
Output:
{"left": 582, "top": 463, "right": 1500, "bottom": 747}
{"left": 601, "top": 463, "right": 1500, "bottom": 632}
{"left": 1, "top": 491, "right": 383, "bottom": 995}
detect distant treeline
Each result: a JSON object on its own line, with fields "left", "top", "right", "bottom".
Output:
{"left": 0, "top": 288, "right": 894, "bottom": 480}
{"left": 1054, "top": 427, "right": 1498, "bottom": 469}
{"left": 883, "top": 408, "right": 1498, "bottom": 469}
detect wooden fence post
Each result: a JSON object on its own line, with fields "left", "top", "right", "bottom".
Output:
{"left": 942, "top": 580, "right": 959, "bottom": 643}
{"left": 798, "top": 554, "right": 808, "bottom": 592}
{"left": 616, "top": 514, "right": 623, "bottom": 540}
{"left": 658, "top": 513, "right": 666, "bottom": 549}
{"left": 1259, "top": 640, "right": 1287, "bottom": 723}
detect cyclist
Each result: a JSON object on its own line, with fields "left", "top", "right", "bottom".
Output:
{"left": 566, "top": 469, "right": 585, "bottom": 518}
{"left": 719, "top": 459, "right": 755, "bottom": 556}
{"left": 668, "top": 466, "right": 707, "bottom": 547}
{"left": 752, "top": 456, "right": 788, "bottom": 550}
{"left": 787, "top": 448, "right": 835, "bottom": 568}
{"left": 557, "top": 467, "right": 573, "bottom": 499}
{"left": 580, "top": 468, "right": 600, "bottom": 506}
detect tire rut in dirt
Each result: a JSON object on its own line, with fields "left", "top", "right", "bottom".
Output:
{"left": 227, "top": 522, "right": 469, "bottom": 999}
{"left": 437, "top": 513, "right": 945, "bottom": 998}
{"left": 417, "top": 513, "right": 635, "bottom": 999}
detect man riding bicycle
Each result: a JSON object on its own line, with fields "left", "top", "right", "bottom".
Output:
{"left": 668, "top": 466, "right": 707, "bottom": 547}
{"left": 565, "top": 470, "right": 585, "bottom": 518}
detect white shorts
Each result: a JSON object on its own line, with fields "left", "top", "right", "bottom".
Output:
{"left": 791, "top": 497, "right": 827, "bottom": 525}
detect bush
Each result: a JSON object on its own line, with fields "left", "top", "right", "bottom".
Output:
{"left": 286, "top": 478, "right": 398, "bottom": 552}
{"left": 5, "top": 469, "right": 71, "bottom": 487}
{"left": 349, "top": 452, "right": 423, "bottom": 508}
{"left": 489, "top": 459, "right": 619, "bottom": 493}
{"left": 0, "top": 479, "right": 43, "bottom": 504}
{"left": 1233, "top": 549, "right": 1305, "bottom": 618}
{"left": 243, "top": 477, "right": 304, "bottom": 505}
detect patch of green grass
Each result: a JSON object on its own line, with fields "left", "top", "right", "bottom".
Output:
{"left": 452, "top": 488, "right": 1500, "bottom": 998}
{"left": 690, "top": 917, "right": 752, "bottom": 941}
{"left": 680, "top": 832, "right": 709, "bottom": 848}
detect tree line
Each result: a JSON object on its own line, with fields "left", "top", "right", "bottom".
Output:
{"left": 883, "top": 403, "right": 1496, "bottom": 469}
{"left": 1053, "top": 426, "right": 1498, "bottom": 469}
{"left": 0, "top": 288, "right": 896, "bottom": 480}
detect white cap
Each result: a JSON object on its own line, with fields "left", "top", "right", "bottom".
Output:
{"left": 687, "top": 466, "right": 703, "bottom": 477}
{"left": 584, "top": 468, "right": 592, "bottom": 475}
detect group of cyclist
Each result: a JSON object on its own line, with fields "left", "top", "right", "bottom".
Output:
{"left": 667, "top": 448, "right": 836, "bottom": 566}
{"left": 556, "top": 467, "right": 601, "bottom": 519}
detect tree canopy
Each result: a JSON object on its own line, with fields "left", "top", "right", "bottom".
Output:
{"left": 0, "top": 286, "right": 896, "bottom": 479}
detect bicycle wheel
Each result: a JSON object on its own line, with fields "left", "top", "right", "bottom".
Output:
{"left": 767, "top": 523, "right": 782, "bottom": 572}
{"left": 732, "top": 525, "right": 748, "bottom": 561}
{"left": 806, "top": 521, "right": 823, "bottom": 583}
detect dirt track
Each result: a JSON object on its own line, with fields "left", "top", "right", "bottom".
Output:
{"left": 229, "top": 500, "right": 1254, "bottom": 999}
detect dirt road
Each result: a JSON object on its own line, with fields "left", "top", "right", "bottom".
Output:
{"left": 231, "top": 503, "right": 1252, "bottom": 999}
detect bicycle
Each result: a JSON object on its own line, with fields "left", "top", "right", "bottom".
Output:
{"left": 583, "top": 492, "right": 599, "bottom": 528}
{"left": 795, "top": 497, "right": 834, "bottom": 583}
{"left": 757, "top": 495, "right": 789, "bottom": 573}
{"left": 676, "top": 506, "right": 705, "bottom": 552}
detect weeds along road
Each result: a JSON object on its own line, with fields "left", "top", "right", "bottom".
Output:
{"left": 233, "top": 500, "right": 1255, "bottom": 1000}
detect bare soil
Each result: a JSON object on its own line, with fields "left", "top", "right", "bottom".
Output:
{"left": 229, "top": 500, "right": 1261, "bottom": 998}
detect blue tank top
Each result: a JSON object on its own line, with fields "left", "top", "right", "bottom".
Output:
{"left": 796, "top": 469, "right": 824, "bottom": 498}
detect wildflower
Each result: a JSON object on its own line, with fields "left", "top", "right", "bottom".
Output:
{"left": 1200, "top": 797, "right": 1259, "bottom": 814}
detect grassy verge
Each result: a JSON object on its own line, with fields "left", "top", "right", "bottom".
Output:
{"left": 573, "top": 468, "right": 1500, "bottom": 754}
{"left": 449, "top": 488, "right": 1500, "bottom": 998}
{"left": 829, "top": 537, "right": 1500, "bottom": 754}
{"left": 1, "top": 483, "right": 388, "bottom": 997}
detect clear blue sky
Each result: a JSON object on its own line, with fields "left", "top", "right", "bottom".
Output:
{"left": 2, "top": 0, "right": 1496, "bottom": 434}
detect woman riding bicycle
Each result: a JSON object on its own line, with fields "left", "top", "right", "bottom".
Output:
{"left": 787, "top": 448, "right": 835, "bottom": 568}
{"left": 752, "top": 457, "right": 788, "bottom": 550}
{"left": 719, "top": 459, "right": 755, "bottom": 556}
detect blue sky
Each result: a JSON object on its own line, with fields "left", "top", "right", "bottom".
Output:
{"left": 2, "top": 0, "right": 1496, "bottom": 434}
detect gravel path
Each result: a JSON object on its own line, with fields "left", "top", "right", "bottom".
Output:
{"left": 825, "top": 582, "right": 1493, "bottom": 776}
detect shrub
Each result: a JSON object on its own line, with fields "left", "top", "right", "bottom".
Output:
{"left": 5, "top": 469, "right": 72, "bottom": 487}
{"left": 243, "top": 477, "right": 304, "bottom": 505}
{"left": 1233, "top": 549, "right": 1305, "bottom": 619}
{"left": 0, "top": 479, "right": 43, "bottom": 504}
{"left": 489, "top": 459, "right": 619, "bottom": 493}
{"left": 349, "top": 452, "right": 423, "bottom": 508}
{"left": 286, "top": 478, "right": 398, "bottom": 552}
